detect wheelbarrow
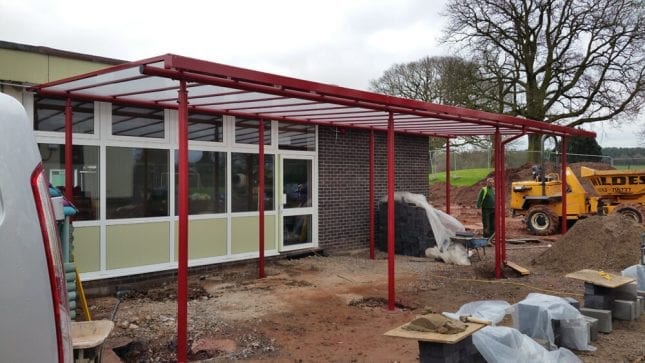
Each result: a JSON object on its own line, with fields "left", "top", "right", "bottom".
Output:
{"left": 71, "top": 320, "right": 114, "bottom": 363}
{"left": 451, "top": 232, "right": 492, "bottom": 261}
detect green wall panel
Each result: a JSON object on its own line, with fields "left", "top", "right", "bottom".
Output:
{"left": 106, "top": 222, "right": 170, "bottom": 269}
{"left": 231, "top": 215, "right": 275, "bottom": 254}
{"left": 174, "top": 218, "right": 227, "bottom": 260}
{"left": 72, "top": 225, "right": 100, "bottom": 273}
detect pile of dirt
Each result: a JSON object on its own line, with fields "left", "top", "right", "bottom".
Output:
{"left": 532, "top": 213, "right": 645, "bottom": 273}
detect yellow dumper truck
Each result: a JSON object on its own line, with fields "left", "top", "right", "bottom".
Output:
{"left": 510, "top": 166, "right": 645, "bottom": 235}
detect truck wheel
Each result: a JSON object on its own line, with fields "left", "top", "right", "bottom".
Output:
{"left": 526, "top": 205, "right": 560, "bottom": 235}
{"left": 612, "top": 204, "right": 645, "bottom": 224}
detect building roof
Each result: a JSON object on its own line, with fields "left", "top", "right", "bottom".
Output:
{"left": 33, "top": 53, "right": 595, "bottom": 139}
{"left": 0, "top": 40, "right": 125, "bottom": 66}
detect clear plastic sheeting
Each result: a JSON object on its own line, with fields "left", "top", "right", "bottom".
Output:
{"left": 383, "top": 192, "right": 469, "bottom": 265}
{"left": 473, "top": 326, "right": 582, "bottom": 363}
{"left": 442, "top": 300, "right": 511, "bottom": 325}
{"left": 510, "top": 293, "right": 595, "bottom": 351}
{"left": 622, "top": 264, "right": 645, "bottom": 290}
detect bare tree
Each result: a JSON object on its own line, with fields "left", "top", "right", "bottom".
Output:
{"left": 369, "top": 56, "right": 491, "bottom": 149}
{"left": 443, "top": 0, "right": 645, "bottom": 159}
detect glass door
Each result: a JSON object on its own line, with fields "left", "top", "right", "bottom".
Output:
{"left": 280, "top": 156, "right": 315, "bottom": 250}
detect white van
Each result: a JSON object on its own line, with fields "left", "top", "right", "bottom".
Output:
{"left": 0, "top": 93, "right": 73, "bottom": 362}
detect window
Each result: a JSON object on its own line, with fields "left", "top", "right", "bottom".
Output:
{"left": 278, "top": 122, "right": 315, "bottom": 151}
{"left": 106, "top": 147, "right": 169, "bottom": 218}
{"left": 235, "top": 119, "right": 271, "bottom": 145}
{"left": 188, "top": 113, "right": 223, "bottom": 142}
{"left": 111, "top": 105, "right": 164, "bottom": 138}
{"left": 283, "top": 215, "right": 312, "bottom": 245}
{"left": 174, "top": 150, "right": 226, "bottom": 214}
{"left": 38, "top": 144, "right": 99, "bottom": 221}
{"left": 34, "top": 97, "right": 94, "bottom": 134}
{"left": 231, "top": 153, "right": 274, "bottom": 212}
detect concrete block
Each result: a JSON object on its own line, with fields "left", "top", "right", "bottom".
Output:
{"left": 580, "top": 308, "right": 612, "bottom": 333}
{"left": 611, "top": 282, "right": 638, "bottom": 301}
{"left": 555, "top": 319, "right": 590, "bottom": 350}
{"left": 582, "top": 316, "right": 599, "bottom": 342}
{"left": 418, "top": 341, "right": 461, "bottom": 363}
{"left": 584, "top": 293, "right": 615, "bottom": 309}
{"left": 584, "top": 282, "right": 611, "bottom": 295}
{"left": 564, "top": 296, "right": 580, "bottom": 310}
{"left": 517, "top": 303, "right": 545, "bottom": 338}
{"left": 612, "top": 299, "right": 637, "bottom": 321}
{"left": 639, "top": 296, "right": 644, "bottom": 315}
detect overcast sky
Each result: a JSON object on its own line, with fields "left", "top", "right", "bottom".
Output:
{"left": 1, "top": 0, "right": 642, "bottom": 148}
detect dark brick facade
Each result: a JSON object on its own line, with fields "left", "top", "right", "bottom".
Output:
{"left": 318, "top": 126, "right": 429, "bottom": 252}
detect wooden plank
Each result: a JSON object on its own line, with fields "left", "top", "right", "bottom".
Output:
{"left": 506, "top": 238, "right": 542, "bottom": 244}
{"left": 384, "top": 321, "right": 484, "bottom": 344}
{"left": 505, "top": 260, "right": 530, "bottom": 275}
{"left": 565, "top": 269, "right": 635, "bottom": 288}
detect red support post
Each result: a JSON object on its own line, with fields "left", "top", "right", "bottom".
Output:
{"left": 494, "top": 130, "right": 502, "bottom": 279}
{"left": 499, "top": 144, "right": 507, "bottom": 263}
{"left": 64, "top": 98, "right": 73, "bottom": 202}
{"left": 499, "top": 133, "right": 525, "bottom": 263}
{"left": 387, "top": 112, "right": 396, "bottom": 310}
{"left": 369, "top": 128, "right": 375, "bottom": 260}
{"left": 561, "top": 137, "right": 568, "bottom": 235}
{"left": 258, "top": 120, "right": 266, "bottom": 278}
{"left": 176, "top": 80, "right": 189, "bottom": 363}
{"left": 445, "top": 140, "right": 450, "bottom": 214}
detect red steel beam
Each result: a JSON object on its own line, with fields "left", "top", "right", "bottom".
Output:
{"left": 561, "top": 137, "right": 568, "bottom": 235}
{"left": 501, "top": 132, "right": 526, "bottom": 263}
{"left": 445, "top": 140, "right": 451, "bottom": 214}
{"left": 494, "top": 129, "right": 503, "bottom": 279}
{"left": 369, "top": 129, "right": 375, "bottom": 260}
{"left": 176, "top": 80, "right": 189, "bottom": 363}
{"left": 387, "top": 112, "right": 396, "bottom": 310}
{"left": 64, "top": 98, "right": 73, "bottom": 202}
{"left": 258, "top": 119, "right": 266, "bottom": 278}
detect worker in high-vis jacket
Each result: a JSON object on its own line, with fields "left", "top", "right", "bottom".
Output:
{"left": 476, "top": 177, "right": 495, "bottom": 237}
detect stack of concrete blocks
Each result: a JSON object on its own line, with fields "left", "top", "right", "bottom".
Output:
{"left": 516, "top": 300, "right": 592, "bottom": 350}
{"left": 580, "top": 283, "right": 614, "bottom": 334}
{"left": 561, "top": 297, "right": 599, "bottom": 343}
{"left": 580, "top": 281, "right": 641, "bottom": 337}
{"left": 417, "top": 337, "right": 485, "bottom": 363}
{"left": 611, "top": 282, "right": 641, "bottom": 320}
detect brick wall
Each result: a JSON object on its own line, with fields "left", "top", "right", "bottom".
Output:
{"left": 318, "top": 126, "right": 429, "bottom": 252}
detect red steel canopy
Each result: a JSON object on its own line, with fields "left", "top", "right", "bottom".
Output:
{"left": 35, "top": 54, "right": 594, "bottom": 138}
{"left": 34, "top": 54, "right": 595, "bottom": 363}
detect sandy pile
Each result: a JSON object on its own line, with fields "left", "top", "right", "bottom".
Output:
{"left": 532, "top": 213, "right": 645, "bottom": 273}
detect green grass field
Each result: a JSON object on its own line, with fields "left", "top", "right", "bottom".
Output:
{"left": 615, "top": 165, "right": 645, "bottom": 170}
{"left": 429, "top": 168, "right": 492, "bottom": 187}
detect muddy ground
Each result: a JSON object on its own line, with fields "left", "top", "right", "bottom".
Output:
{"left": 89, "top": 206, "right": 645, "bottom": 363}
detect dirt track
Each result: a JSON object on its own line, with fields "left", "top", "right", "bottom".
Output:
{"left": 90, "top": 208, "right": 645, "bottom": 362}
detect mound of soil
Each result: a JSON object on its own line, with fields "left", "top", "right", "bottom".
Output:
{"left": 532, "top": 213, "right": 645, "bottom": 273}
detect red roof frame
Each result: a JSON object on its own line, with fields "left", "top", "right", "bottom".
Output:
{"left": 33, "top": 53, "right": 595, "bottom": 139}
{"left": 33, "top": 54, "right": 594, "bottom": 362}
